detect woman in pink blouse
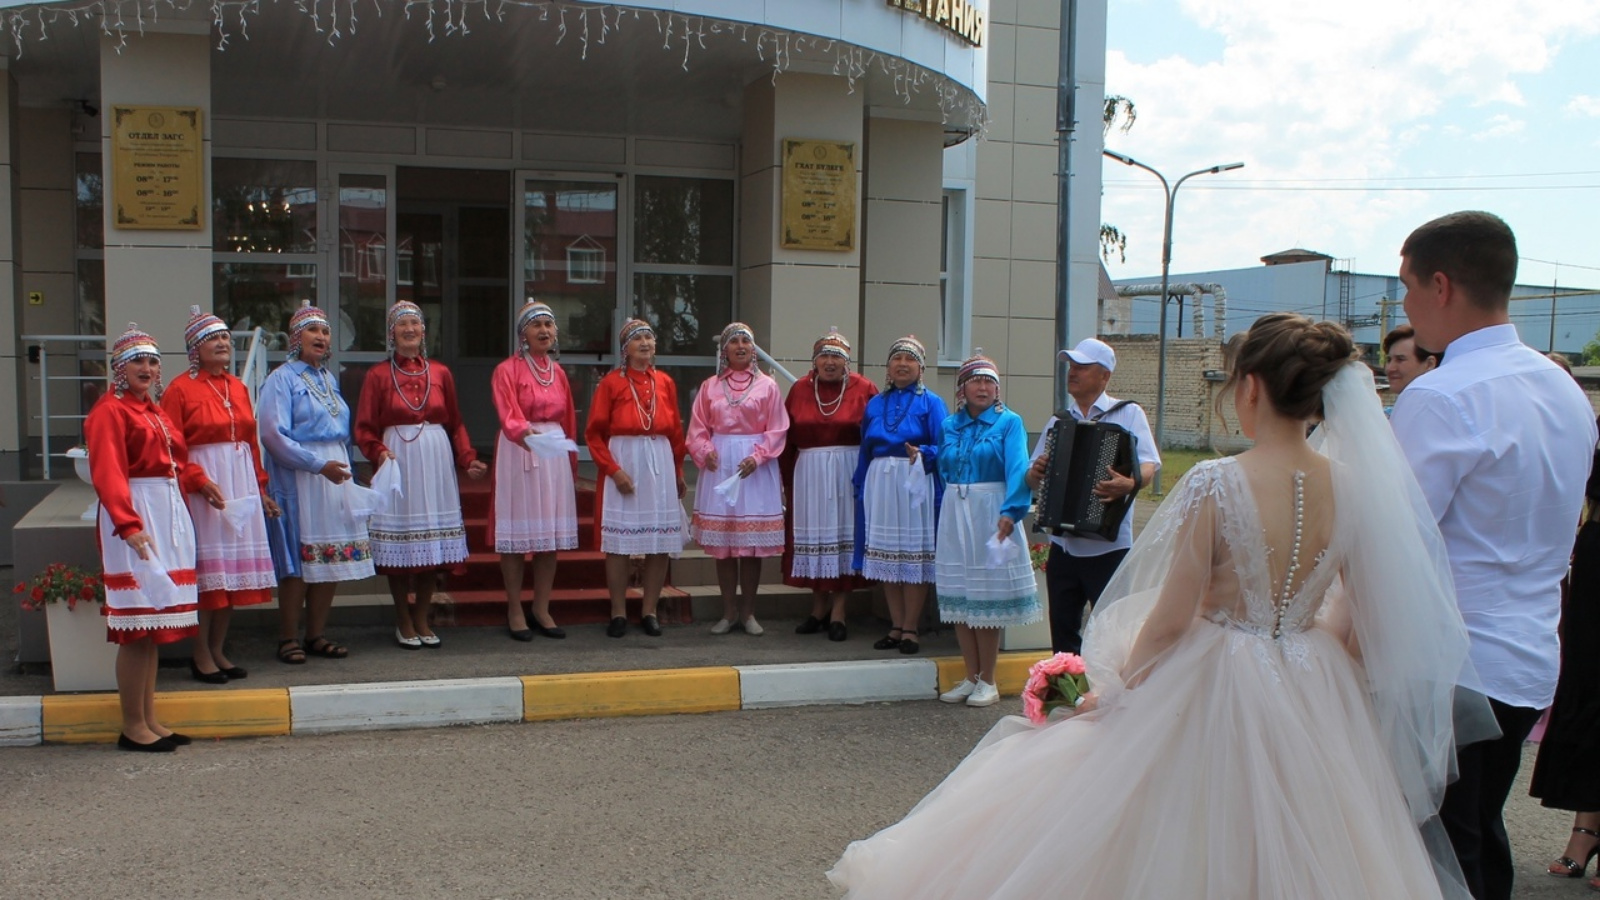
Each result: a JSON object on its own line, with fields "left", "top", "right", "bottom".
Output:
{"left": 489, "top": 300, "right": 578, "bottom": 641}
{"left": 355, "top": 301, "right": 487, "bottom": 649}
{"left": 688, "top": 322, "right": 790, "bottom": 635}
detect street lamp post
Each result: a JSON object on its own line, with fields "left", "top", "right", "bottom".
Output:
{"left": 1101, "top": 151, "right": 1243, "bottom": 493}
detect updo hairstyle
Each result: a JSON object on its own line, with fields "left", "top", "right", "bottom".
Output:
{"left": 1226, "top": 313, "right": 1358, "bottom": 421}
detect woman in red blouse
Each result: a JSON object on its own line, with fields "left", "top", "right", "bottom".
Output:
{"left": 162, "top": 306, "right": 282, "bottom": 683}
{"left": 86, "top": 324, "right": 214, "bottom": 751}
{"left": 355, "top": 302, "right": 486, "bottom": 649}
{"left": 489, "top": 300, "right": 579, "bottom": 640}
{"left": 584, "top": 318, "right": 688, "bottom": 638}
{"left": 781, "top": 329, "right": 878, "bottom": 641}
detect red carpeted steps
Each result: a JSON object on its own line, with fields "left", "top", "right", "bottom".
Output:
{"left": 438, "top": 476, "right": 691, "bottom": 627}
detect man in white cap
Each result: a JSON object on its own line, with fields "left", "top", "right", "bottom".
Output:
{"left": 1025, "top": 338, "right": 1160, "bottom": 655}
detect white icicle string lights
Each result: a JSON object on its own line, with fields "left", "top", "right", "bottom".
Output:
{"left": 4, "top": 0, "right": 987, "bottom": 132}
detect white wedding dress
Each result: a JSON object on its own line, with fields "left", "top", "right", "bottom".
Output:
{"left": 829, "top": 365, "right": 1476, "bottom": 900}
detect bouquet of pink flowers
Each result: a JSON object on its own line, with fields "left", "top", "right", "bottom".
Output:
{"left": 1023, "top": 652, "right": 1092, "bottom": 725}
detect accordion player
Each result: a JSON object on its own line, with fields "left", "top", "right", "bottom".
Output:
{"left": 1032, "top": 410, "right": 1142, "bottom": 542}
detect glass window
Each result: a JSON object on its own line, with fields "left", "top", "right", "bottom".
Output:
{"left": 212, "top": 158, "right": 317, "bottom": 254}
{"left": 214, "top": 262, "right": 317, "bottom": 345}
{"left": 340, "top": 174, "right": 391, "bottom": 352}
{"left": 633, "top": 273, "right": 733, "bottom": 357}
{"left": 76, "top": 153, "right": 103, "bottom": 250}
{"left": 939, "top": 188, "right": 970, "bottom": 363}
{"left": 524, "top": 180, "right": 618, "bottom": 356}
{"left": 76, "top": 259, "right": 104, "bottom": 337}
{"left": 634, "top": 176, "right": 734, "bottom": 266}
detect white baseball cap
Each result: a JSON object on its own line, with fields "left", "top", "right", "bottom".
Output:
{"left": 1059, "top": 338, "right": 1116, "bottom": 372}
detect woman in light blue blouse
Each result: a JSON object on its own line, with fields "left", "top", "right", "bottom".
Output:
{"left": 259, "top": 301, "right": 374, "bottom": 664}
{"left": 852, "top": 335, "right": 947, "bottom": 655}
{"left": 933, "top": 352, "right": 1041, "bottom": 707}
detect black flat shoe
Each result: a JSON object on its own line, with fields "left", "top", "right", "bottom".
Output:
{"left": 509, "top": 626, "right": 536, "bottom": 642}
{"left": 795, "top": 615, "right": 826, "bottom": 635}
{"left": 533, "top": 622, "right": 567, "bottom": 639}
{"left": 221, "top": 666, "right": 248, "bottom": 680}
{"left": 118, "top": 734, "right": 175, "bottom": 753}
{"left": 162, "top": 732, "right": 193, "bottom": 746}
{"left": 606, "top": 616, "right": 629, "bottom": 638}
{"left": 898, "top": 631, "right": 920, "bottom": 655}
{"left": 641, "top": 615, "right": 663, "bottom": 637}
{"left": 872, "top": 631, "right": 903, "bottom": 651}
{"left": 828, "top": 621, "right": 848, "bottom": 642}
{"left": 190, "top": 661, "right": 228, "bottom": 685}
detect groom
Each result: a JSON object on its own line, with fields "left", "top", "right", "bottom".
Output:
{"left": 1391, "top": 211, "right": 1597, "bottom": 900}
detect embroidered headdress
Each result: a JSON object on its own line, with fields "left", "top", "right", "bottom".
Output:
{"left": 812, "top": 327, "right": 852, "bottom": 365}
{"left": 885, "top": 334, "right": 927, "bottom": 392}
{"left": 516, "top": 299, "right": 557, "bottom": 352}
{"left": 955, "top": 350, "right": 1001, "bottom": 407}
{"left": 111, "top": 322, "right": 161, "bottom": 397}
{"left": 716, "top": 322, "right": 757, "bottom": 376}
{"left": 183, "top": 305, "right": 229, "bottom": 374}
{"left": 287, "top": 300, "right": 330, "bottom": 361}
{"left": 386, "top": 301, "right": 426, "bottom": 356}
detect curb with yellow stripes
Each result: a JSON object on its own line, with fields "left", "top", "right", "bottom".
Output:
{"left": 0, "top": 653, "right": 1042, "bottom": 747}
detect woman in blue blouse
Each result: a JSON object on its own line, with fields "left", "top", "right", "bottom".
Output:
{"left": 259, "top": 301, "right": 374, "bottom": 664}
{"left": 852, "top": 335, "right": 947, "bottom": 655}
{"left": 934, "top": 352, "right": 1041, "bottom": 707}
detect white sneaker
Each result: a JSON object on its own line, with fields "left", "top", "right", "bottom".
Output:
{"left": 939, "top": 678, "right": 977, "bottom": 703}
{"left": 709, "top": 619, "right": 733, "bottom": 635}
{"left": 742, "top": 617, "right": 765, "bottom": 636}
{"left": 966, "top": 680, "right": 1000, "bottom": 708}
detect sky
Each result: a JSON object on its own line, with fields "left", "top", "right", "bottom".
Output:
{"left": 1098, "top": 0, "right": 1600, "bottom": 338}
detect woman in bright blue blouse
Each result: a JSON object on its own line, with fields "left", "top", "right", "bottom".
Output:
{"left": 258, "top": 301, "right": 373, "bottom": 664}
{"left": 852, "top": 335, "right": 947, "bottom": 655}
{"left": 933, "top": 352, "right": 1042, "bottom": 708}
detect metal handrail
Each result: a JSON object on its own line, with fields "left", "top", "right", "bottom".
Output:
{"left": 21, "top": 333, "right": 108, "bottom": 479}
{"left": 755, "top": 347, "right": 798, "bottom": 384}
{"left": 231, "top": 327, "right": 269, "bottom": 406}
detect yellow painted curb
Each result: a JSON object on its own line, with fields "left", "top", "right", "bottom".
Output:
{"left": 934, "top": 652, "right": 1045, "bottom": 697}
{"left": 522, "top": 667, "right": 741, "bottom": 721}
{"left": 42, "top": 689, "right": 291, "bottom": 744}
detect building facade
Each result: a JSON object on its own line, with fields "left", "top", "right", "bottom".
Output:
{"left": 0, "top": 0, "right": 1109, "bottom": 480}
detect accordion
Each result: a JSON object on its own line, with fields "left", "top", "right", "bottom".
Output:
{"left": 1033, "top": 413, "right": 1141, "bottom": 542}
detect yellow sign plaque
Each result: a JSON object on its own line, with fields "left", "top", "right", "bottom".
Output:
{"left": 111, "top": 106, "right": 204, "bottom": 231}
{"left": 781, "top": 139, "right": 856, "bottom": 252}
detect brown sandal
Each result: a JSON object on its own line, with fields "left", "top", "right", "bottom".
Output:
{"left": 303, "top": 636, "right": 349, "bottom": 659}
{"left": 276, "top": 639, "right": 306, "bottom": 665}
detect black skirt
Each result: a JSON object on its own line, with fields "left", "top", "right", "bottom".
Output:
{"left": 1530, "top": 520, "right": 1600, "bottom": 811}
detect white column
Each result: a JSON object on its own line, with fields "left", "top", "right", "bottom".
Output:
{"left": 99, "top": 27, "right": 212, "bottom": 368}
{"left": 738, "top": 73, "right": 863, "bottom": 372}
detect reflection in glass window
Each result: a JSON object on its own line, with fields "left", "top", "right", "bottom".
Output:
{"left": 568, "top": 241, "right": 605, "bottom": 284}
{"left": 525, "top": 180, "right": 619, "bottom": 355}
{"left": 76, "top": 153, "right": 103, "bottom": 250}
{"left": 634, "top": 176, "right": 734, "bottom": 266}
{"left": 214, "top": 262, "right": 317, "bottom": 346}
{"left": 76, "top": 259, "right": 104, "bottom": 339}
{"left": 341, "top": 174, "right": 390, "bottom": 352}
{"left": 633, "top": 273, "right": 733, "bottom": 357}
{"left": 212, "top": 159, "right": 317, "bottom": 254}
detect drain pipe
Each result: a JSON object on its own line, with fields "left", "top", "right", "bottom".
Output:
{"left": 1053, "top": 0, "right": 1078, "bottom": 413}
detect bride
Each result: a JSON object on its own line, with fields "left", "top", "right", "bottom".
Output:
{"left": 829, "top": 314, "right": 1480, "bottom": 899}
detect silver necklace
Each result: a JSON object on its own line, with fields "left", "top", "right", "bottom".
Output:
{"left": 297, "top": 365, "right": 343, "bottom": 420}
{"left": 813, "top": 376, "right": 845, "bottom": 418}
{"left": 626, "top": 368, "right": 657, "bottom": 431}
{"left": 390, "top": 356, "right": 432, "bottom": 413}
{"left": 201, "top": 371, "right": 237, "bottom": 443}
{"left": 720, "top": 368, "right": 756, "bottom": 407}
{"left": 524, "top": 352, "right": 555, "bottom": 387}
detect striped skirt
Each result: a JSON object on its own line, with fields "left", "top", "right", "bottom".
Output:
{"left": 97, "top": 477, "right": 199, "bottom": 644}
{"left": 935, "top": 482, "right": 1042, "bottom": 628}
{"left": 186, "top": 441, "right": 275, "bottom": 609}
{"left": 690, "top": 432, "right": 785, "bottom": 559}
{"left": 491, "top": 426, "right": 579, "bottom": 554}
{"left": 599, "top": 435, "right": 687, "bottom": 556}
{"left": 369, "top": 423, "right": 469, "bottom": 571}
{"left": 860, "top": 455, "right": 937, "bottom": 584}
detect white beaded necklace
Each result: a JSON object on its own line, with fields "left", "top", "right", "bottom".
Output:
{"left": 297, "top": 364, "right": 343, "bottom": 420}
{"left": 813, "top": 375, "right": 846, "bottom": 418}
{"left": 389, "top": 355, "right": 432, "bottom": 413}
{"left": 626, "top": 367, "right": 657, "bottom": 431}
{"left": 525, "top": 351, "right": 556, "bottom": 387}
{"left": 720, "top": 368, "right": 756, "bottom": 407}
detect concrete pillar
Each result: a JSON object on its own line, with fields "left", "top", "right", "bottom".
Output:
{"left": 99, "top": 27, "right": 212, "bottom": 371}
{"left": 0, "top": 61, "right": 23, "bottom": 479}
{"left": 858, "top": 115, "right": 945, "bottom": 392}
{"left": 738, "top": 73, "right": 863, "bottom": 374}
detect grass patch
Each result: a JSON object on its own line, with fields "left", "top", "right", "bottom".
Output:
{"left": 1151, "top": 446, "right": 1227, "bottom": 497}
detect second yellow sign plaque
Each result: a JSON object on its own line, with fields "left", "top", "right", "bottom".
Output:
{"left": 111, "top": 106, "right": 203, "bottom": 231}
{"left": 781, "top": 139, "right": 856, "bottom": 252}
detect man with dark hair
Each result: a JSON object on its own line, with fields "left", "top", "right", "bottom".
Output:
{"left": 1381, "top": 323, "right": 1439, "bottom": 397}
{"left": 1392, "top": 210, "right": 1597, "bottom": 900}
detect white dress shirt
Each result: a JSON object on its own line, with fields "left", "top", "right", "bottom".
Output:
{"left": 1392, "top": 324, "right": 1597, "bottom": 709}
{"left": 1029, "top": 393, "right": 1161, "bottom": 558}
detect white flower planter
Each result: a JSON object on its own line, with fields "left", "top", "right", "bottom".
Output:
{"left": 44, "top": 602, "right": 118, "bottom": 692}
{"left": 1002, "top": 569, "right": 1053, "bottom": 651}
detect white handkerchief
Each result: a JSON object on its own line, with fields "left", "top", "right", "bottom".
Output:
{"left": 343, "top": 481, "right": 382, "bottom": 521}
{"left": 133, "top": 553, "right": 183, "bottom": 607}
{"left": 985, "top": 533, "right": 1020, "bottom": 569}
{"left": 524, "top": 430, "right": 579, "bottom": 459}
{"left": 904, "top": 458, "right": 929, "bottom": 508}
{"left": 368, "top": 460, "right": 404, "bottom": 515}
{"left": 219, "top": 495, "right": 261, "bottom": 533}
{"left": 713, "top": 472, "right": 743, "bottom": 507}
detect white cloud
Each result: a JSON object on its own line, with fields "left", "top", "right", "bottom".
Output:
{"left": 1100, "top": 0, "right": 1600, "bottom": 283}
